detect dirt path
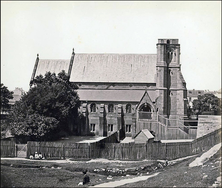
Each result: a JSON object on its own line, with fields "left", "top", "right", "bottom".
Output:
{"left": 90, "top": 172, "right": 160, "bottom": 187}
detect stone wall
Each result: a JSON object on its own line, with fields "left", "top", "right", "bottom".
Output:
{"left": 196, "top": 115, "right": 221, "bottom": 138}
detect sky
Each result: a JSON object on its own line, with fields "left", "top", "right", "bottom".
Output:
{"left": 1, "top": 1, "right": 221, "bottom": 92}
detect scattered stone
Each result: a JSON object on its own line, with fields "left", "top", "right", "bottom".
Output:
{"left": 203, "top": 175, "right": 208, "bottom": 179}
{"left": 126, "top": 174, "right": 130, "bottom": 177}
{"left": 216, "top": 176, "right": 221, "bottom": 182}
{"left": 107, "top": 175, "right": 113, "bottom": 180}
{"left": 158, "top": 163, "right": 163, "bottom": 168}
{"left": 78, "top": 182, "right": 83, "bottom": 186}
{"left": 184, "top": 172, "right": 187, "bottom": 174}
{"left": 212, "top": 183, "right": 219, "bottom": 187}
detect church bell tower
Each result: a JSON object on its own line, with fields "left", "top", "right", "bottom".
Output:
{"left": 156, "top": 39, "right": 187, "bottom": 122}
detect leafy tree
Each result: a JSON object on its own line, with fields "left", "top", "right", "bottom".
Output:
{"left": 0, "top": 83, "right": 13, "bottom": 112}
{"left": 10, "top": 71, "right": 80, "bottom": 141}
{"left": 1, "top": 83, "right": 14, "bottom": 137}
{"left": 192, "top": 93, "right": 221, "bottom": 115}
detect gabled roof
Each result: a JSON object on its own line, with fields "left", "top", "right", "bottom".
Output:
{"left": 35, "top": 59, "right": 70, "bottom": 77}
{"left": 77, "top": 89, "right": 157, "bottom": 102}
{"left": 136, "top": 90, "right": 156, "bottom": 110}
{"left": 32, "top": 54, "right": 157, "bottom": 84}
{"left": 70, "top": 54, "right": 157, "bottom": 83}
{"left": 134, "top": 129, "right": 154, "bottom": 139}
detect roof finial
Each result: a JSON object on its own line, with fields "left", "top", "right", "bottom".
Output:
{"left": 72, "top": 48, "right": 75, "bottom": 54}
{"left": 37, "top": 54, "right": 39, "bottom": 58}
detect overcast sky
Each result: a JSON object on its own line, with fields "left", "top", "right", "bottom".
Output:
{"left": 1, "top": 1, "right": 221, "bottom": 92}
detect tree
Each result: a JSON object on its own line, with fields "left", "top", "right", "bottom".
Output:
{"left": 0, "top": 83, "right": 13, "bottom": 112}
{"left": 1, "top": 83, "right": 14, "bottom": 137}
{"left": 192, "top": 93, "right": 221, "bottom": 115}
{"left": 10, "top": 71, "right": 80, "bottom": 141}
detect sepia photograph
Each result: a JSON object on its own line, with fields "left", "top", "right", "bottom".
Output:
{"left": 1, "top": 1, "right": 221, "bottom": 187}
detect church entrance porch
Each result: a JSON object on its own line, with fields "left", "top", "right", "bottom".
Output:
{"left": 138, "top": 103, "right": 152, "bottom": 120}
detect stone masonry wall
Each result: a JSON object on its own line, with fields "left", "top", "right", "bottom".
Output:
{"left": 196, "top": 115, "right": 221, "bottom": 138}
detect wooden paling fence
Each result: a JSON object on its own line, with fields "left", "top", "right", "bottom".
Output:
{"left": 192, "top": 128, "right": 221, "bottom": 154}
{"left": 2, "top": 128, "right": 221, "bottom": 160}
{"left": 26, "top": 128, "right": 221, "bottom": 160}
{"left": 27, "top": 142, "right": 91, "bottom": 159}
{"left": 1, "top": 140, "right": 16, "bottom": 157}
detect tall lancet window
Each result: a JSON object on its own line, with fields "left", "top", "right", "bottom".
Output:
{"left": 108, "top": 104, "right": 114, "bottom": 113}
{"left": 126, "top": 104, "right": 131, "bottom": 113}
{"left": 90, "top": 103, "right": 96, "bottom": 112}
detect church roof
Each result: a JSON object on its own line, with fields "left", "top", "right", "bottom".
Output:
{"left": 77, "top": 89, "right": 157, "bottom": 102}
{"left": 35, "top": 59, "right": 70, "bottom": 77}
{"left": 70, "top": 54, "right": 157, "bottom": 83}
{"left": 33, "top": 54, "right": 157, "bottom": 84}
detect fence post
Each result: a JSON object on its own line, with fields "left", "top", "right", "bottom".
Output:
{"left": 15, "top": 143, "right": 17, "bottom": 157}
{"left": 62, "top": 144, "right": 65, "bottom": 159}
{"left": 114, "top": 145, "right": 115, "bottom": 159}
{"left": 88, "top": 143, "right": 90, "bottom": 159}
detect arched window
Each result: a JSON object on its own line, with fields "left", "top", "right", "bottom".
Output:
{"left": 126, "top": 104, "right": 131, "bottom": 113}
{"left": 90, "top": 103, "right": 96, "bottom": 112}
{"left": 139, "top": 103, "right": 152, "bottom": 119}
{"left": 108, "top": 104, "right": 114, "bottom": 113}
{"left": 140, "top": 102, "right": 151, "bottom": 112}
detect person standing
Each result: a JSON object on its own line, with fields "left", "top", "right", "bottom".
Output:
{"left": 83, "top": 169, "right": 90, "bottom": 185}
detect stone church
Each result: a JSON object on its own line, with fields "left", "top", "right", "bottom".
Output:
{"left": 31, "top": 39, "right": 188, "bottom": 139}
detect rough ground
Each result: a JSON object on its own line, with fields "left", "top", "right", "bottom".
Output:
{"left": 1, "top": 143, "right": 221, "bottom": 187}
{"left": 118, "top": 144, "right": 222, "bottom": 187}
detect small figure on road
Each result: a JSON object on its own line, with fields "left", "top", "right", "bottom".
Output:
{"left": 34, "top": 152, "right": 38, "bottom": 159}
{"left": 38, "top": 153, "right": 43, "bottom": 159}
{"left": 83, "top": 169, "right": 90, "bottom": 185}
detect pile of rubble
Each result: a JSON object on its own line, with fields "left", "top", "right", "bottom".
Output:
{"left": 92, "top": 161, "right": 168, "bottom": 177}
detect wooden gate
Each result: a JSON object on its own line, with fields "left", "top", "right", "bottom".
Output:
{"left": 16, "top": 144, "right": 27, "bottom": 158}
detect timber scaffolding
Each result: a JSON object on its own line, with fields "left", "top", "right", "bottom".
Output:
{"left": 136, "top": 112, "right": 198, "bottom": 140}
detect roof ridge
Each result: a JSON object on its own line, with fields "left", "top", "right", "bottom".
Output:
{"left": 75, "top": 53, "right": 157, "bottom": 55}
